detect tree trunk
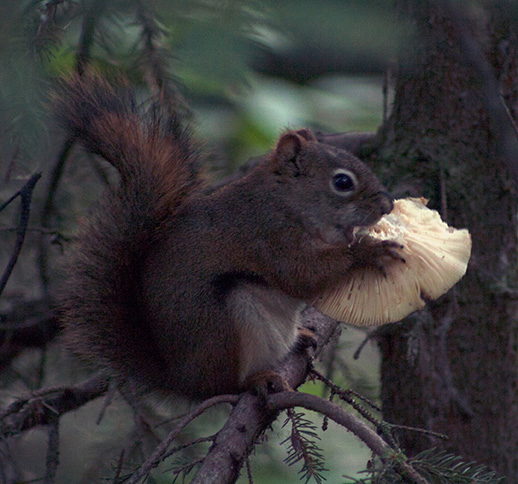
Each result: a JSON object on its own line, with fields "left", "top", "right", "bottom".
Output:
{"left": 375, "top": 2, "right": 518, "bottom": 480}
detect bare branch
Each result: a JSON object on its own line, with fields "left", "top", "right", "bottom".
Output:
{"left": 267, "top": 391, "right": 429, "bottom": 484}
{"left": 270, "top": 391, "right": 391, "bottom": 459}
{"left": 112, "top": 449, "right": 125, "bottom": 484}
{"left": 310, "top": 369, "right": 382, "bottom": 427}
{"left": 38, "top": 0, "right": 103, "bottom": 295}
{"left": 76, "top": 0, "right": 105, "bottom": 76}
{"left": 125, "top": 309, "right": 337, "bottom": 484}
{"left": 190, "top": 392, "right": 274, "bottom": 484}
{"left": 0, "top": 173, "right": 41, "bottom": 298}
{"left": 315, "top": 131, "right": 377, "bottom": 157}
{"left": 163, "top": 435, "right": 216, "bottom": 460}
{"left": 190, "top": 310, "right": 338, "bottom": 484}
{"left": 44, "top": 418, "right": 60, "bottom": 484}
{"left": 126, "top": 394, "right": 239, "bottom": 484}
{"left": 135, "top": 1, "right": 190, "bottom": 117}
{"left": 37, "top": 137, "right": 74, "bottom": 296}
{"left": 0, "top": 373, "right": 109, "bottom": 437}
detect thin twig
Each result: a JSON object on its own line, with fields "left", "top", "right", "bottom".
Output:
{"left": 387, "top": 423, "right": 448, "bottom": 441}
{"left": 311, "top": 369, "right": 381, "bottom": 413}
{"left": 319, "top": 323, "right": 341, "bottom": 397}
{"left": 170, "top": 457, "right": 204, "bottom": 481}
{"left": 245, "top": 455, "right": 253, "bottom": 484}
{"left": 383, "top": 68, "right": 390, "bottom": 126}
{"left": 0, "top": 373, "right": 110, "bottom": 437}
{"left": 0, "top": 225, "right": 67, "bottom": 236}
{"left": 135, "top": 1, "right": 190, "bottom": 116}
{"left": 36, "top": 348, "right": 48, "bottom": 389}
{"left": 38, "top": 137, "right": 74, "bottom": 295}
{"left": 119, "top": 382, "right": 161, "bottom": 449}
{"left": 38, "top": 0, "right": 103, "bottom": 295}
{"left": 268, "top": 391, "right": 429, "bottom": 484}
{"left": 96, "top": 383, "right": 117, "bottom": 425}
{"left": 76, "top": 0, "right": 105, "bottom": 76}
{"left": 0, "top": 173, "right": 41, "bottom": 298}
{"left": 126, "top": 394, "right": 239, "bottom": 484}
{"left": 162, "top": 435, "right": 216, "bottom": 460}
{"left": 111, "top": 449, "right": 125, "bottom": 484}
{"left": 353, "top": 330, "right": 373, "bottom": 360}
{"left": 44, "top": 418, "right": 60, "bottom": 484}
{"left": 500, "top": 93, "right": 518, "bottom": 140}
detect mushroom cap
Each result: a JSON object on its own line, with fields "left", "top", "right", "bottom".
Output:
{"left": 312, "top": 198, "right": 472, "bottom": 326}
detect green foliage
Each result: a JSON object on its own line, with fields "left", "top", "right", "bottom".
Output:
{"left": 409, "top": 449, "right": 505, "bottom": 484}
{"left": 0, "top": 0, "right": 390, "bottom": 182}
{"left": 348, "top": 448, "right": 505, "bottom": 484}
{"left": 0, "top": 0, "right": 53, "bottom": 175}
{"left": 282, "top": 409, "right": 328, "bottom": 484}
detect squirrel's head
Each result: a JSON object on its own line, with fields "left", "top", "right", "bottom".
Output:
{"left": 268, "top": 129, "right": 393, "bottom": 245}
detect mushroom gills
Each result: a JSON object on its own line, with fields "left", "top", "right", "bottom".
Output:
{"left": 313, "top": 197, "right": 472, "bottom": 326}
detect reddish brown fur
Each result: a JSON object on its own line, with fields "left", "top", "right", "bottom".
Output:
{"left": 57, "top": 75, "right": 395, "bottom": 400}
{"left": 56, "top": 74, "right": 203, "bottom": 395}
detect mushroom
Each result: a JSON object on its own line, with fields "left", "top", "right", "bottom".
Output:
{"left": 313, "top": 197, "right": 472, "bottom": 326}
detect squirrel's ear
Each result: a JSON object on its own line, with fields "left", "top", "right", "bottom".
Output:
{"left": 293, "top": 128, "right": 318, "bottom": 142}
{"left": 272, "top": 129, "right": 316, "bottom": 175}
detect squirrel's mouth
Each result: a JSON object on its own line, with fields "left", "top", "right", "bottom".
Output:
{"left": 342, "top": 225, "right": 361, "bottom": 246}
{"left": 343, "top": 226, "right": 355, "bottom": 244}
{"left": 348, "top": 225, "right": 375, "bottom": 246}
{"left": 317, "top": 223, "right": 372, "bottom": 246}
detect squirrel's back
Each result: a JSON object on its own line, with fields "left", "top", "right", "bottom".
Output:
{"left": 56, "top": 74, "right": 203, "bottom": 392}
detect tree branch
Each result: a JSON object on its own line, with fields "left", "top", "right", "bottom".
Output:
{"left": 315, "top": 131, "right": 377, "bottom": 158}
{"left": 126, "top": 394, "right": 240, "bottom": 484}
{"left": 0, "top": 173, "right": 41, "bottom": 298}
{"left": 135, "top": 1, "right": 190, "bottom": 117}
{"left": 44, "top": 418, "right": 60, "bottom": 484}
{"left": 0, "top": 373, "right": 109, "bottom": 437}
{"left": 0, "top": 298, "right": 58, "bottom": 370}
{"left": 38, "top": 0, "right": 103, "bottom": 296}
{"left": 121, "top": 309, "right": 338, "bottom": 484}
{"left": 268, "top": 392, "right": 429, "bottom": 484}
{"left": 190, "top": 309, "right": 339, "bottom": 484}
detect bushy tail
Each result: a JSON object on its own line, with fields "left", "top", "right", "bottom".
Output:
{"left": 55, "top": 73, "right": 202, "bottom": 213}
{"left": 55, "top": 74, "right": 202, "bottom": 390}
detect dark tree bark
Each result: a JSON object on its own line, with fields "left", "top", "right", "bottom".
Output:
{"left": 375, "top": 2, "right": 518, "bottom": 479}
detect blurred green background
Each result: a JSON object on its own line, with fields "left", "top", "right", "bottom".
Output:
{"left": 0, "top": 0, "right": 406, "bottom": 482}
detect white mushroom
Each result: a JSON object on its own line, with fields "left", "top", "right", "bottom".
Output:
{"left": 313, "top": 197, "right": 472, "bottom": 326}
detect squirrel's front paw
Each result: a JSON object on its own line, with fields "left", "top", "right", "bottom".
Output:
{"left": 351, "top": 237, "right": 405, "bottom": 276}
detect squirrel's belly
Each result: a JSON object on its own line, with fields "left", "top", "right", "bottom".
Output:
{"left": 226, "top": 281, "right": 305, "bottom": 382}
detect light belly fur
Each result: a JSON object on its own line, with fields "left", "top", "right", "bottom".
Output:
{"left": 227, "top": 282, "right": 304, "bottom": 382}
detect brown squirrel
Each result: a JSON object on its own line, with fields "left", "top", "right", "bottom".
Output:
{"left": 57, "top": 74, "right": 399, "bottom": 400}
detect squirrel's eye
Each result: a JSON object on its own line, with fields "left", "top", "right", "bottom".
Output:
{"left": 331, "top": 169, "right": 357, "bottom": 195}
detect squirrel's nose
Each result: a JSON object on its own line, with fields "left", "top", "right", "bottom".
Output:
{"left": 379, "top": 193, "right": 394, "bottom": 215}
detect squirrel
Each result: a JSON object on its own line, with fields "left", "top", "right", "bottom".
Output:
{"left": 56, "top": 74, "right": 400, "bottom": 401}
